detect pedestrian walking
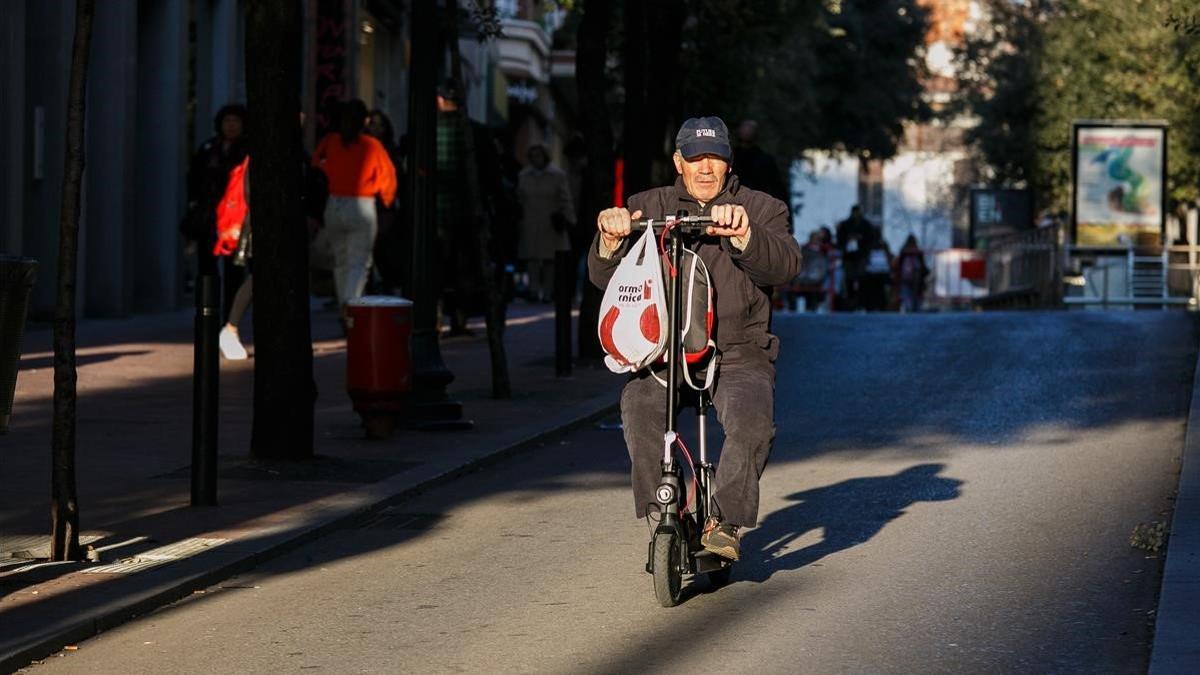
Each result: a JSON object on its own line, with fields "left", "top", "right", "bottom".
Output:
{"left": 517, "top": 145, "right": 575, "bottom": 303}
{"left": 218, "top": 131, "right": 329, "bottom": 360}
{"left": 183, "top": 103, "right": 249, "bottom": 321}
{"left": 835, "top": 205, "right": 879, "bottom": 310}
{"left": 365, "top": 109, "right": 409, "bottom": 296}
{"left": 312, "top": 99, "right": 398, "bottom": 312}
{"left": 892, "top": 234, "right": 930, "bottom": 313}
{"left": 860, "top": 234, "right": 893, "bottom": 312}
{"left": 434, "top": 80, "right": 492, "bottom": 334}
{"left": 793, "top": 229, "right": 834, "bottom": 312}
{"left": 733, "top": 120, "right": 789, "bottom": 213}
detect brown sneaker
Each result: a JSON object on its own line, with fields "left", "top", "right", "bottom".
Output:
{"left": 701, "top": 517, "right": 740, "bottom": 561}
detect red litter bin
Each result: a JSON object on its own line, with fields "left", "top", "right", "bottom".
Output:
{"left": 345, "top": 296, "right": 412, "bottom": 438}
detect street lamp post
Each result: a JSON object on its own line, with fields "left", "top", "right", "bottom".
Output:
{"left": 406, "top": 0, "right": 465, "bottom": 427}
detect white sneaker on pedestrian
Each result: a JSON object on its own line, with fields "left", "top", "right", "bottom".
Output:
{"left": 219, "top": 325, "right": 248, "bottom": 360}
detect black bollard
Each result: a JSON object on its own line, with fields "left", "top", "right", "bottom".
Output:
{"left": 555, "top": 250, "right": 573, "bottom": 377}
{"left": 0, "top": 257, "right": 37, "bottom": 434}
{"left": 191, "top": 274, "right": 219, "bottom": 506}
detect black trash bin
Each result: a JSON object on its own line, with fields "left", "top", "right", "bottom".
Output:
{"left": 0, "top": 256, "right": 38, "bottom": 434}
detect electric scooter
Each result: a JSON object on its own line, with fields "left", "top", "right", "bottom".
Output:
{"left": 630, "top": 212, "right": 732, "bottom": 607}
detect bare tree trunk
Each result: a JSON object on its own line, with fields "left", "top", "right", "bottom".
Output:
{"left": 622, "top": 0, "right": 650, "bottom": 195}
{"left": 444, "top": 0, "right": 511, "bottom": 398}
{"left": 50, "top": 0, "right": 95, "bottom": 562}
{"left": 624, "top": 0, "right": 685, "bottom": 193}
{"left": 245, "top": 0, "right": 315, "bottom": 459}
{"left": 576, "top": 0, "right": 615, "bottom": 359}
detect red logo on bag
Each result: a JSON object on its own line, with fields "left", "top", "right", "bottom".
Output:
{"left": 600, "top": 306, "right": 630, "bottom": 366}
{"left": 639, "top": 305, "right": 660, "bottom": 344}
{"left": 644, "top": 280, "right": 652, "bottom": 300}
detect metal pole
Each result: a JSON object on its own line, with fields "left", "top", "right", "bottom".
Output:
{"left": 664, "top": 224, "right": 683, "bottom": 435}
{"left": 405, "top": 0, "right": 463, "bottom": 425}
{"left": 191, "top": 274, "right": 218, "bottom": 506}
{"left": 554, "top": 250, "right": 572, "bottom": 376}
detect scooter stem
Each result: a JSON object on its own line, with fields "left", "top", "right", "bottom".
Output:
{"left": 662, "top": 209, "right": 688, "bottom": 465}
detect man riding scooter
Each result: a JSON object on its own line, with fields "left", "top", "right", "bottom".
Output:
{"left": 589, "top": 117, "right": 802, "bottom": 561}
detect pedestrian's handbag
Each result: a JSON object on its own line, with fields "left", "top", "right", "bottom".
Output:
{"left": 213, "top": 157, "right": 249, "bottom": 257}
{"left": 598, "top": 226, "right": 668, "bottom": 374}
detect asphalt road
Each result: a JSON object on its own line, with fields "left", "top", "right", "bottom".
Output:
{"left": 29, "top": 312, "right": 1198, "bottom": 674}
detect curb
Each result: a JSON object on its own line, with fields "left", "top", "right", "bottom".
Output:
{"left": 1149, "top": 346, "right": 1200, "bottom": 673}
{"left": 1, "top": 396, "right": 619, "bottom": 674}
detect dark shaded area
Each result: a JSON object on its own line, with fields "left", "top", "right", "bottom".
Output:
{"left": 2, "top": 312, "right": 1194, "bottom": 671}
{"left": 154, "top": 455, "right": 421, "bottom": 484}
{"left": 18, "top": 349, "right": 151, "bottom": 372}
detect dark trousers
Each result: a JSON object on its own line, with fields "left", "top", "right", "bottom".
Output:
{"left": 620, "top": 343, "right": 777, "bottom": 527}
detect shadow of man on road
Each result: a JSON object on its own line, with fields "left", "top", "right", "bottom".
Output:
{"left": 737, "top": 463, "right": 963, "bottom": 583}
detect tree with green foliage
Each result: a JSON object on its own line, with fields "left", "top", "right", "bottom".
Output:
{"left": 604, "top": 0, "right": 930, "bottom": 195}
{"left": 809, "top": 0, "right": 931, "bottom": 159}
{"left": 958, "top": 0, "right": 1200, "bottom": 212}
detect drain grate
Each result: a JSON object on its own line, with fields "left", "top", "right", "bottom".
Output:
{"left": 357, "top": 509, "right": 445, "bottom": 531}
{"left": 82, "top": 537, "right": 227, "bottom": 574}
{"left": 1, "top": 534, "right": 104, "bottom": 560}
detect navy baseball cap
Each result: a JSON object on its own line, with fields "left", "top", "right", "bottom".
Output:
{"left": 675, "top": 116, "right": 732, "bottom": 161}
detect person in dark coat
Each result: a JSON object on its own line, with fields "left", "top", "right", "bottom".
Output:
{"left": 733, "top": 120, "right": 789, "bottom": 214}
{"left": 892, "top": 234, "right": 930, "bottom": 312}
{"left": 588, "top": 116, "right": 803, "bottom": 562}
{"left": 184, "top": 103, "right": 249, "bottom": 321}
{"left": 835, "top": 204, "right": 879, "bottom": 310}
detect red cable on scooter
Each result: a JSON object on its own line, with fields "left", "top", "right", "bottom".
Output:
{"left": 674, "top": 434, "right": 699, "bottom": 516}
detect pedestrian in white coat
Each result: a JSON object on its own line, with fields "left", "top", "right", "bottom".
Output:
{"left": 517, "top": 145, "right": 575, "bottom": 302}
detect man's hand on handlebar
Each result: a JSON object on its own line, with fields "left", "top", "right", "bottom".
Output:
{"left": 597, "top": 207, "right": 643, "bottom": 252}
{"left": 707, "top": 204, "right": 750, "bottom": 239}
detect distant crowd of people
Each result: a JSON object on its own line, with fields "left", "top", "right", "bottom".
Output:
{"left": 183, "top": 79, "right": 586, "bottom": 360}
{"left": 181, "top": 93, "right": 935, "bottom": 362}
{"left": 779, "top": 205, "right": 930, "bottom": 313}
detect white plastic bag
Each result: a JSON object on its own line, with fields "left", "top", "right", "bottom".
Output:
{"left": 598, "top": 226, "right": 668, "bottom": 373}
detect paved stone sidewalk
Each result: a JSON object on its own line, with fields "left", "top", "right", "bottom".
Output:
{"left": 0, "top": 301, "right": 620, "bottom": 671}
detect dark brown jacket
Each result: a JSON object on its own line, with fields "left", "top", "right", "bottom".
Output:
{"left": 588, "top": 174, "right": 802, "bottom": 354}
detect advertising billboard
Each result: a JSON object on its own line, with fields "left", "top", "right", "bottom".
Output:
{"left": 970, "top": 188, "right": 1033, "bottom": 248}
{"left": 1071, "top": 121, "right": 1167, "bottom": 247}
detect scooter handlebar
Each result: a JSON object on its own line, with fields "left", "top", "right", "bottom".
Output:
{"left": 630, "top": 215, "right": 714, "bottom": 235}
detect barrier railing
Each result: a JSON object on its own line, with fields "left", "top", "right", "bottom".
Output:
{"left": 976, "top": 224, "right": 1062, "bottom": 309}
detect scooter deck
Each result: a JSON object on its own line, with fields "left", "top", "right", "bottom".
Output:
{"left": 692, "top": 549, "right": 732, "bottom": 574}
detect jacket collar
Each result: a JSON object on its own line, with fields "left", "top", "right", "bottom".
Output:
{"left": 671, "top": 173, "right": 741, "bottom": 212}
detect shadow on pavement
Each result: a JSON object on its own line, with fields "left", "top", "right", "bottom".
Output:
{"left": 0, "top": 311, "right": 1191, "bottom": 670}
{"left": 17, "top": 349, "right": 152, "bottom": 372}
{"left": 738, "top": 463, "right": 963, "bottom": 583}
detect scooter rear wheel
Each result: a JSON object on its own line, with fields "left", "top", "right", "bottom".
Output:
{"left": 652, "top": 531, "right": 683, "bottom": 607}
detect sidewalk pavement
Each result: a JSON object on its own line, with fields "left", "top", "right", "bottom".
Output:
{"left": 0, "top": 301, "right": 621, "bottom": 672}
{"left": 1150, "top": 338, "right": 1200, "bottom": 672}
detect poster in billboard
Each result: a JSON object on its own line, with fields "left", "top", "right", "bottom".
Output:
{"left": 970, "top": 188, "right": 1033, "bottom": 248}
{"left": 1072, "top": 122, "right": 1167, "bottom": 246}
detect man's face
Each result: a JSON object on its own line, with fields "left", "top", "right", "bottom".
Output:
{"left": 674, "top": 152, "right": 729, "bottom": 204}
{"left": 221, "top": 114, "right": 243, "bottom": 142}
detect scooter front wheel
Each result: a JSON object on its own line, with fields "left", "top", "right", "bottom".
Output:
{"left": 652, "top": 531, "right": 683, "bottom": 607}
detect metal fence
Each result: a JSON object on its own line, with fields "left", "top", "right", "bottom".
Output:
{"left": 1063, "top": 245, "right": 1200, "bottom": 309}
{"left": 975, "top": 224, "right": 1063, "bottom": 309}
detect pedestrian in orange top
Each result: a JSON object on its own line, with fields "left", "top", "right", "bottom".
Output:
{"left": 312, "top": 99, "right": 398, "bottom": 310}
